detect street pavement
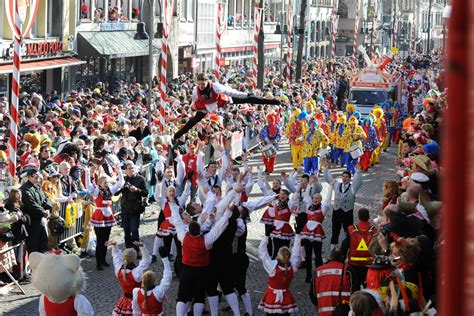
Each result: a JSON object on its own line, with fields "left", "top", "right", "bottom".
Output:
{"left": 1, "top": 139, "right": 397, "bottom": 315}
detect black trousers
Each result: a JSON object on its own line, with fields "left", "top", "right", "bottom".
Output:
{"left": 94, "top": 226, "right": 112, "bottom": 267}
{"left": 174, "top": 239, "right": 183, "bottom": 277}
{"left": 331, "top": 209, "right": 353, "bottom": 245}
{"left": 350, "top": 265, "right": 368, "bottom": 292}
{"left": 173, "top": 96, "right": 280, "bottom": 141}
{"left": 267, "top": 313, "right": 290, "bottom": 316}
{"left": 264, "top": 224, "right": 274, "bottom": 257}
{"left": 303, "top": 239, "right": 323, "bottom": 279}
{"left": 160, "top": 234, "right": 177, "bottom": 257}
{"left": 207, "top": 255, "right": 235, "bottom": 296}
{"left": 232, "top": 252, "right": 250, "bottom": 295}
{"left": 272, "top": 238, "right": 291, "bottom": 259}
{"left": 178, "top": 264, "right": 209, "bottom": 304}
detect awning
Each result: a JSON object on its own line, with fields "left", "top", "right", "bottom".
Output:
{"left": 0, "top": 57, "right": 85, "bottom": 75}
{"left": 78, "top": 31, "right": 161, "bottom": 59}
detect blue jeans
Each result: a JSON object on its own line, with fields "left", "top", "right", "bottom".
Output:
{"left": 122, "top": 213, "right": 141, "bottom": 249}
{"left": 303, "top": 156, "right": 320, "bottom": 176}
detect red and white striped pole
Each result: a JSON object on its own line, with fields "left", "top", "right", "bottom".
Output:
{"left": 371, "top": 16, "right": 376, "bottom": 61}
{"left": 410, "top": 21, "right": 415, "bottom": 55}
{"left": 215, "top": 2, "right": 223, "bottom": 80}
{"left": 9, "top": 1, "right": 28, "bottom": 179}
{"left": 352, "top": 0, "right": 361, "bottom": 59}
{"left": 252, "top": 2, "right": 262, "bottom": 89}
{"left": 157, "top": 0, "right": 175, "bottom": 133}
{"left": 330, "top": 7, "right": 338, "bottom": 74}
{"left": 158, "top": 38, "right": 167, "bottom": 133}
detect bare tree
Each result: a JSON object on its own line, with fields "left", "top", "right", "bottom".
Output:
{"left": 295, "top": 0, "right": 307, "bottom": 81}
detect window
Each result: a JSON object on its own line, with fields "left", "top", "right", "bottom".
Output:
{"left": 47, "top": 0, "right": 62, "bottom": 37}
{"left": 79, "top": 0, "right": 92, "bottom": 21}
{"left": 197, "top": 2, "right": 215, "bottom": 47}
{"left": 422, "top": 12, "right": 428, "bottom": 31}
{"left": 181, "top": 0, "right": 188, "bottom": 20}
{"left": 95, "top": 0, "right": 107, "bottom": 22}
{"left": 228, "top": 0, "right": 235, "bottom": 27}
{"left": 131, "top": 0, "right": 141, "bottom": 20}
{"left": 187, "top": 0, "right": 195, "bottom": 21}
{"left": 435, "top": 13, "right": 442, "bottom": 27}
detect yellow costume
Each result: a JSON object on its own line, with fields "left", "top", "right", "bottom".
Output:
{"left": 286, "top": 109, "right": 308, "bottom": 169}
{"left": 371, "top": 107, "right": 387, "bottom": 165}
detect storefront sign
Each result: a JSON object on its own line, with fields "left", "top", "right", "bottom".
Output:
{"left": 100, "top": 22, "right": 126, "bottom": 31}
{"left": 26, "top": 40, "right": 64, "bottom": 57}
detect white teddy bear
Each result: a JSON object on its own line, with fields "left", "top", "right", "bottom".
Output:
{"left": 30, "top": 252, "right": 94, "bottom": 316}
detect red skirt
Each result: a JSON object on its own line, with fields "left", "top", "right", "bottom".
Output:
{"left": 113, "top": 295, "right": 133, "bottom": 315}
{"left": 258, "top": 287, "right": 298, "bottom": 314}
{"left": 90, "top": 209, "right": 116, "bottom": 228}
{"left": 260, "top": 208, "right": 275, "bottom": 226}
{"left": 300, "top": 224, "right": 325, "bottom": 241}
{"left": 270, "top": 223, "right": 295, "bottom": 240}
{"left": 157, "top": 219, "right": 176, "bottom": 236}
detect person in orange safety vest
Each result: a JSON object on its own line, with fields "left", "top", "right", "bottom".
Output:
{"left": 341, "top": 208, "right": 377, "bottom": 291}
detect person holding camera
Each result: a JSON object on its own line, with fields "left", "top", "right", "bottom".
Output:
{"left": 120, "top": 161, "right": 147, "bottom": 252}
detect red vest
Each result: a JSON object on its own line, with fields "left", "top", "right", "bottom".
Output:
{"left": 193, "top": 83, "right": 229, "bottom": 111}
{"left": 43, "top": 296, "right": 77, "bottom": 316}
{"left": 137, "top": 290, "right": 163, "bottom": 315}
{"left": 314, "top": 261, "right": 351, "bottom": 316}
{"left": 275, "top": 206, "right": 291, "bottom": 223}
{"left": 240, "top": 191, "right": 248, "bottom": 203}
{"left": 95, "top": 192, "right": 112, "bottom": 208}
{"left": 117, "top": 268, "right": 141, "bottom": 295}
{"left": 348, "top": 223, "right": 376, "bottom": 267}
{"left": 268, "top": 265, "right": 294, "bottom": 290}
{"left": 182, "top": 233, "right": 210, "bottom": 267}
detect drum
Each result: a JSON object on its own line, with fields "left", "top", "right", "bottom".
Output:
{"left": 262, "top": 144, "right": 277, "bottom": 158}
{"left": 348, "top": 144, "right": 363, "bottom": 159}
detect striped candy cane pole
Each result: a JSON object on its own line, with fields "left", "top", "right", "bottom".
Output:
{"left": 352, "top": 0, "right": 360, "bottom": 59}
{"left": 371, "top": 16, "right": 376, "bottom": 61}
{"left": 158, "top": 37, "right": 167, "bottom": 133}
{"left": 252, "top": 3, "right": 260, "bottom": 89}
{"left": 330, "top": 8, "right": 337, "bottom": 74}
{"left": 215, "top": 2, "right": 222, "bottom": 80}
{"left": 410, "top": 22, "right": 415, "bottom": 55}
{"left": 9, "top": 7, "right": 22, "bottom": 178}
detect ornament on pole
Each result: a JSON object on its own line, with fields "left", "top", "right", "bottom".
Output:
{"left": 215, "top": 2, "right": 227, "bottom": 80}
{"left": 252, "top": 2, "right": 263, "bottom": 89}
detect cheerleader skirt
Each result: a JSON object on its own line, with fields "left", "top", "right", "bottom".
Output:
{"left": 258, "top": 287, "right": 298, "bottom": 314}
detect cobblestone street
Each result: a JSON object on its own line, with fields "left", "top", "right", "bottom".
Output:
{"left": 1, "top": 140, "right": 397, "bottom": 316}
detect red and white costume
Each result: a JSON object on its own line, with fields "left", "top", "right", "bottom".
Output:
{"left": 300, "top": 188, "right": 332, "bottom": 241}
{"left": 157, "top": 201, "right": 176, "bottom": 236}
{"left": 270, "top": 200, "right": 295, "bottom": 240}
{"left": 39, "top": 294, "right": 94, "bottom": 316}
{"left": 111, "top": 245, "right": 152, "bottom": 315}
{"left": 86, "top": 171, "right": 124, "bottom": 228}
{"left": 191, "top": 82, "right": 247, "bottom": 113}
{"left": 258, "top": 235, "right": 302, "bottom": 314}
{"left": 132, "top": 257, "right": 172, "bottom": 316}
{"left": 257, "top": 168, "right": 279, "bottom": 226}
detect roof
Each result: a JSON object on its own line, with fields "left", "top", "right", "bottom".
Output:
{"left": 77, "top": 31, "right": 161, "bottom": 59}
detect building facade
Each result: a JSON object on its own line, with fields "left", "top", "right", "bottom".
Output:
{"left": 0, "top": 0, "right": 84, "bottom": 98}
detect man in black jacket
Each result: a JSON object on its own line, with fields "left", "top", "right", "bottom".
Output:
{"left": 120, "top": 161, "right": 147, "bottom": 251}
{"left": 20, "top": 168, "right": 52, "bottom": 253}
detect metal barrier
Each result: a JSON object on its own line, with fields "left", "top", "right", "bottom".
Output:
{"left": 56, "top": 200, "right": 122, "bottom": 245}
{"left": 0, "top": 241, "right": 26, "bottom": 294}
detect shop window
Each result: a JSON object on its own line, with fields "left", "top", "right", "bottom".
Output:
{"left": 21, "top": 72, "right": 44, "bottom": 95}
{"left": 0, "top": 75, "right": 8, "bottom": 98}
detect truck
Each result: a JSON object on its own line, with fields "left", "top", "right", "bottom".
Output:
{"left": 349, "top": 65, "right": 402, "bottom": 115}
